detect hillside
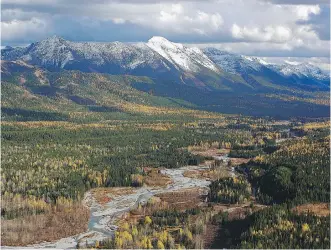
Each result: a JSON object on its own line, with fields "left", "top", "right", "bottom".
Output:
{"left": 2, "top": 36, "right": 330, "bottom": 118}
{"left": 2, "top": 36, "right": 329, "bottom": 90}
{"left": 1, "top": 60, "right": 221, "bottom": 122}
{"left": 1, "top": 60, "right": 329, "bottom": 120}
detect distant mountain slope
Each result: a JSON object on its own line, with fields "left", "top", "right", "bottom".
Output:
{"left": 1, "top": 36, "right": 330, "bottom": 118}
{"left": 1, "top": 60, "right": 205, "bottom": 121}
{"left": 1, "top": 36, "right": 223, "bottom": 90}
{"left": 204, "top": 48, "right": 330, "bottom": 91}
{"left": 203, "top": 48, "right": 265, "bottom": 74}
{"left": 147, "top": 36, "right": 219, "bottom": 73}
{"left": 1, "top": 36, "right": 219, "bottom": 74}
{"left": 274, "top": 62, "right": 329, "bottom": 81}
{"left": 2, "top": 36, "right": 329, "bottom": 93}
{"left": 1, "top": 60, "right": 329, "bottom": 119}
{"left": 1, "top": 36, "right": 175, "bottom": 75}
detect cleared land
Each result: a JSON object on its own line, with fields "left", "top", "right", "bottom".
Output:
{"left": 90, "top": 187, "right": 135, "bottom": 206}
{"left": 292, "top": 203, "right": 330, "bottom": 217}
{"left": 1, "top": 204, "right": 89, "bottom": 246}
{"left": 143, "top": 168, "right": 173, "bottom": 187}
{"left": 183, "top": 168, "right": 231, "bottom": 180}
{"left": 155, "top": 188, "right": 207, "bottom": 210}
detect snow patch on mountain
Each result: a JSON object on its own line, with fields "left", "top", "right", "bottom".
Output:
{"left": 147, "top": 36, "right": 219, "bottom": 73}
{"left": 204, "top": 48, "right": 263, "bottom": 74}
{"left": 1, "top": 36, "right": 328, "bottom": 83}
{"left": 1, "top": 36, "right": 174, "bottom": 71}
{"left": 278, "top": 62, "right": 329, "bottom": 81}
{"left": 254, "top": 57, "right": 269, "bottom": 66}
{"left": 32, "top": 36, "right": 74, "bottom": 68}
{"left": 204, "top": 47, "right": 329, "bottom": 82}
{"left": 2, "top": 36, "right": 220, "bottom": 74}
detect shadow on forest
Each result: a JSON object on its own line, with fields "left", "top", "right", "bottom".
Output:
{"left": 1, "top": 107, "right": 69, "bottom": 121}
{"left": 210, "top": 217, "right": 251, "bottom": 249}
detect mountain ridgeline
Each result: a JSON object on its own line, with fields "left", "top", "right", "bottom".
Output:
{"left": 1, "top": 36, "right": 330, "bottom": 118}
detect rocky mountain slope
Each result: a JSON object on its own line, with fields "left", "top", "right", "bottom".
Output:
{"left": 2, "top": 36, "right": 329, "bottom": 92}
{"left": 204, "top": 48, "right": 329, "bottom": 90}
{"left": 1, "top": 36, "right": 330, "bottom": 118}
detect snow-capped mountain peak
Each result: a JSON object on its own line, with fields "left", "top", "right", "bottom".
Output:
{"left": 27, "top": 35, "right": 73, "bottom": 68}
{"left": 254, "top": 58, "right": 269, "bottom": 65}
{"left": 204, "top": 48, "right": 264, "bottom": 74}
{"left": 278, "top": 62, "right": 329, "bottom": 80}
{"left": 148, "top": 36, "right": 182, "bottom": 49}
{"left": 246, "top": 56, "right": 269, "bottom": 66}
{"left": 204, "top": 47, "right": 329, "bottom": 83}
{"left": 1, "top": 36, "right": 328, "bottom": 86}
{"left": 1, "top": 36, "right": 220, "bottom": 74}
{"left": 147, "top": 36, "right": 219, "bottom": 73}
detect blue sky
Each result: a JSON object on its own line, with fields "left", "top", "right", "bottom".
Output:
{"left": 1, "top": 0, "right": 330, "bottom": 67}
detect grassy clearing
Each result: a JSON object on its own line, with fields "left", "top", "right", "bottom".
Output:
{"left": 90, "top": 187, "right": 135, "bottom": 206}
{"left": 228, "top": 158, "right": 250, "bottom": 165}
{"left": 292, "top": 203, "right": 330, "bottom": 217}
{"left": 189, "top": 148, "right": 230, "bottom": 157}
{"left": 143, "top": 168, "right": 172, "bottom": 187}
{"left": 1, "top": 203, "right": 89, "bottom": 246}
{"left": 183, "top": 167, "right": 231, "bottom": 180}
{"left": 156, "top": 188, "right": 207, "bottom": 211}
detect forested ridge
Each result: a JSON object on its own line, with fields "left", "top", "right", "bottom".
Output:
{"left": 239, "top": 205, "right": 330, "bottom": 249}
{"left": 210, "top": 125, "right": 330, "bottom": 249}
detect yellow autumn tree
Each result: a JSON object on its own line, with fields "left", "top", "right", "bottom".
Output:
{"left": 157, "top": 240, "right": 165, "bottom": 249}
{"left": 141, "top": 236, "right": 153, "bottom": 249}
{"left": 132, "top": 226, "right": 138, "bottom": 237}
{"left": 95, "top": 240, "right": 100, "bottom": 248}
{"left": 122, "top": 222, "right": 129, "bottom": 231}
{"left": 145, "top": 216, "right": 152, "bottom": 225}
{"left": 302, "top": 223, "right": 310, "bottom": 232}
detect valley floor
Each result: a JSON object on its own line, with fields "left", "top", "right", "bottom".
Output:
{"left": 14, "top": 149, "right": 269, "bottom": 249}
{"left": 23, "top": 150, "right": 230, "bottom": 248}
{"left": 2, "top": 116, "right": 329, "bottom": 249}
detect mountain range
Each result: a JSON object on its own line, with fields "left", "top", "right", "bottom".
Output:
{"left": 1, "top": 36, "right": 330, "bottom": 118}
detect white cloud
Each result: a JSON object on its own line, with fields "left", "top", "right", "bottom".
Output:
{"left": 1, "top": 8, "right": 43, "bottom": 22}
{"left": 171, "top": 3, "right": 183, "bottom": 14}
{"left": 191, "top": 39, "right": 329, "bottom": 58}
{"left": 1, "top": 0, "right": 329, "bottom": 58}
{"left": 293, "top": 5, "right": 320, "bottom": 20}
{"left": 159, "top": 10, "right": 177, "bottom": 22}
{"left": 206, "top": 12, "right": 224, "bottom": 30}
{"left": 1, "top": 18, "right": 49, "bottom": 41}
{"left": 259, "top": 0, "right": 328, "bottom": 5}
{"left": 112, "top": 18, "right": 126, "bottom": 24}
{"left": 157, "top": 4, "right": 223, "bottom": 34}
{"left": 231, "top": 24, "right": 292, "bottom": 43}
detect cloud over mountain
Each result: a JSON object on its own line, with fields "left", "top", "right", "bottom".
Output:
{"left": 1, "top": 0, "right": 329, "bottom": 61}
